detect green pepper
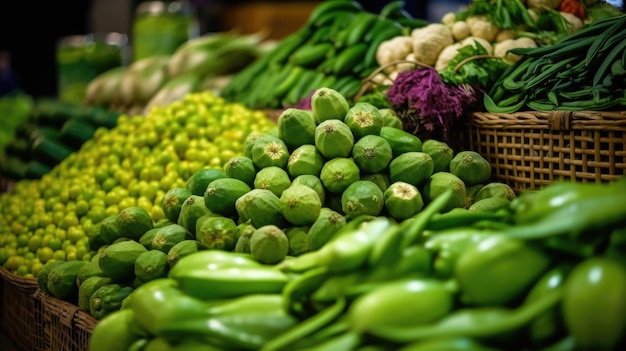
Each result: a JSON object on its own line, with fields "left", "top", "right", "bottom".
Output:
{"left": 158, "top": 294, "right": 299, "bottom": 350}
{"left": 505, "top": 180, "right": 626, "bottom": 240}
{"left": 129, "top": 278, "right": 212, "bottom": 337}
{"left": 561, "top": 256, "right": 626, "bottom": 350}
{"left": 347, "top": 278, "right": 455, "bottom": 333}
{"left": 89, "top": 308, "right": 144, "bottom": 351}
{"left": 523, "top": 264, "right": 571, "bottom": 347}
{"left": 455, "top": 235, "right": 551, "bottom": 306}
{"left": 423, "top": 228, "right": 496, "bottom": 279}
{"left": 368, "top": 287, "right": 563, "bottom": 344}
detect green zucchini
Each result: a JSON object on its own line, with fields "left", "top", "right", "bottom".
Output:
{"left": 60, "top": 118, "right": 97, "bottom": 149}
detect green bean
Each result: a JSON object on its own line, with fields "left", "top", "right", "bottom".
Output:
{"left": 584, "top": 16, "right": 626, "bottom": 66}
{"left": 593, "top": 39, "right": 626, "bottom": 86}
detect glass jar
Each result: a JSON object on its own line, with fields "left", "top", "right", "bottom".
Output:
{"left": 56, "top": 32, "right": 129, "bottom": 104}
{"left": 132, "top": 0, "right": 199, "bottom": 62}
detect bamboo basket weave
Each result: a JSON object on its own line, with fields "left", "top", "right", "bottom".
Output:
{"left": 0, "top": 267, "right": 47, "bottom": 351}
{"left": 462, "top": 110, "right": 626, "bottom": 193}
{"left": 40, "top": 292, "right": 97, "bottom": 351}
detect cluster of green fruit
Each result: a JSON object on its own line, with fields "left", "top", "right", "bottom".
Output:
{"left": 140, "top": 87, "right": 517, "bottom": 267}
{"left": 0, "top": 91, "right": 275, "bottom": 278}
{"left": 220, "top": 0, "right": 427, "bottom": 109}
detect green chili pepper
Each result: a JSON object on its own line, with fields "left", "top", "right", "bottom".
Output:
{"left": 523, "top": 264, "right": 571, "bottom": 347}
{"left": 158, "top": 294, "right": 299, "bottom": 350}
{"left": 278, "top": 217, "right": 394, "bottom": 273}
{"left": 455, "top": 235, "right": 551, "bottom": 306}
{"left": 505, "top": 180, "right": 626, "bottom": 240}
{"left": 311, "top": 270, "right": 367, "bottom": 306}
{"left": 561, "top": 256, "right": 626, "bottom": 351}
{"left": 89, "top": 308, "right": 144, "bottom": 351}
{"left": 347, "top": 278, "right": 455, "bottom": 333}
{"left": 423, "top": 228, "right": 496, "bottom": 279}
{"left": 129, "top": 278, "right": 212, "bottom": 337}
{"left": 397, "top": 337, "right": 502, "bottom": 351}
{"left": 368, "top": 287, "right": 563, "bottom": 343}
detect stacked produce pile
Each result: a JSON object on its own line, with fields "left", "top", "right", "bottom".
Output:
{"left": 0, "top": 91, "right": 275, "bottom": 278}
{"left": 32, "top": 87, "right": 515, "bottom": 322}
{"left": 219, "top": 1, "right": 428, "bottom": 109}
{"left": 1, "top": 99, "right": 121, "bottom": 180}
{"left": 88, "top": 177, "right": 626, "bottom": 351}
{"left": 371, "top": 0, "right": 622, "bottom": 87}
{"left": 83, "top": 31, "right": 268, "bottom": 116}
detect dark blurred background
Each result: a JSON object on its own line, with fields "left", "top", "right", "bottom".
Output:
{"left": 0, "top": 0, "right": 474, "bottom": 100}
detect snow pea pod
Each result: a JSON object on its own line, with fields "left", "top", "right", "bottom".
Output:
{"left": 455, "top": 235, "right": 551, "bottom": 306}
{"left": 562, "top": 256, "right": 626, "bottom": 350}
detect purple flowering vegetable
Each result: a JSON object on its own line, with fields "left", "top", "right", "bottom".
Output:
{"left": 386, "top": 67, "right": 479, "bottom": 133}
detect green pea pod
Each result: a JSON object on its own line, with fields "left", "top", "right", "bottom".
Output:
{"left": 423, "top": 228, "right": 496, "bottom": 279}
{"left": 158, "top": 294, "right": 299, "bottom": 351}
{"left": 347, "top": 278, "right": 455, "bottom": 333}
{"left": 369, "top": 288, "right": 563, "bottom": 343}
{"left": 89, "top": 308, "right": 144, "bottom": 351}
{"left": 562, "top": 256, "right": 626, "bottom": 351}
{"left": 455, "top": 235, "right": 551, "bottom": 306}
{"left": 129, "top": 278, "right": 212, "bottom": 336}
{"left": 523, "top": 264, "right": 571, "bottom": 347}
{"left": 397, "top": 337, "right": 502, "bottom": 351}
{"left": 278, "top": 217, "right": 394, "bottom": 273}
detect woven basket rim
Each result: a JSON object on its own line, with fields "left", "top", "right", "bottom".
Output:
{"left": 0, "top": 266, "right": 38, "bottom": 290}
{"left": 470, "top": 110, "right": 626, "bottom": 131}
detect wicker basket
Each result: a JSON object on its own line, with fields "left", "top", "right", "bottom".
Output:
{"left": 40, "top": 292, "right": 97, "bottom": 351}
{"left": 463, "top": 110, "right": 626, "bottom": 193}
{"left": 0, "top": 267, "right": 47, "bottom": 351}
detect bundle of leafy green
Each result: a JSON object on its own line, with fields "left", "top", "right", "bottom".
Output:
{"left": 438, "top": 42, "right": 510, "bottom": 89}
{"left": 386, "top": 66, "right": 480, "bottom": 135}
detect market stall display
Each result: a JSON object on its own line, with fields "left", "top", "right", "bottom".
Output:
{"left": 0, "top": 0, "right": 625, "bottom": 350}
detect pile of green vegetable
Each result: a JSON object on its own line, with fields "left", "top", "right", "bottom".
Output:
{"left": 220, "top": 0, "right": 428, "bottom": 109}
{"left": 1, "top": 99, "right": 121, "bottom": 180}
{"left": 84, "top": 31, "right": 267, "bottom": 116}
{"left": 485, "top": 14, "right": 626, "bottom": 112}
{"left": 0, "top": 91, "right": 275, "bottom": 279}
{"left": 88, "top": 177, "right": 626, "bottom": 351}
